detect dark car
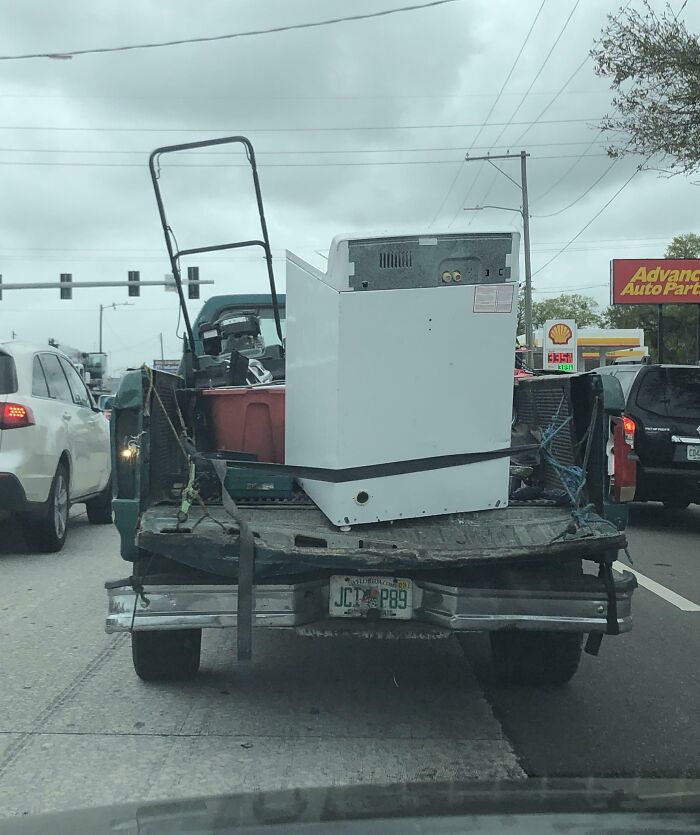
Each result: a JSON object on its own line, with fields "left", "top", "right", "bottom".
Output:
{"left": 595, "top": 363, "right": 700, "bottom": 509}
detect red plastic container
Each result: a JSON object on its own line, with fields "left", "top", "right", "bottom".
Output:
{"left": 201, "top": 385, "right": 285, "bottom": 464}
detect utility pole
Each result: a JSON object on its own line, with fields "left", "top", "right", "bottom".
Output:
{"left": 460, "top": 151, "right": 533, "bottom": 351}
{"left": 99, "top": 301, "right": 133, "bottom": 353}
{"left": 159, "top": 332, "right": 164, "bottom": 361}
{"left": 520, "top": 150, "right": 533, "bottom": 355}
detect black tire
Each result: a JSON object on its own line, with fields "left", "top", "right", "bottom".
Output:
{"left": 132, "top": 629, "right": 202, "bottom": 682}
{"left": 663, "top": 499, "right": 691, "bottom": 510}
{"left": 86, "top": 479, "right": 113, "bottom": 524}
{"left": 22, "top": 463, "right": 70, "bottom": 553}
{"left": 490, "top": 630, "right": 583, "bottom": 687}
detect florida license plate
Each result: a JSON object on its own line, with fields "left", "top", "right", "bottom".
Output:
{"left": 688, "top": 445, "right": 700, "bottom": 461}
{"left": 329, "top": 575, "right": 413, "bottom": 620}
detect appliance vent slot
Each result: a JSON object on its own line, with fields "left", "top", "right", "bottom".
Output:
{"left": 379, "top": 250, "right": 412, "bottom": 269}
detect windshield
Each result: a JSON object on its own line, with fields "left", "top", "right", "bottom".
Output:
{"left": 636, "top": 367, "right": 700, "bottom": 419}
{"left": 4, "top": 0, "right": 700, "bottom": 826}
{"left": 0, "top": 353, "right": 17, "bottom": 395}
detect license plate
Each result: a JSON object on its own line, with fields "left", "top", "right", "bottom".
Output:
{"left": 688, "top": 446, "right": 700, "bottom": 461}
{"left": 329, "top": 575, "right": 413, "bottom": 620}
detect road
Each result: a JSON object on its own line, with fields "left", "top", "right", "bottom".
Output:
{"left": 0, "top": 504, "right": 698, "bottom": 818}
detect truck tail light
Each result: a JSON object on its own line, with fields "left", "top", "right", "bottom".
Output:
{"left": 622, "top": 415, "right": 636, "bottom": 448}
{"left": 612, "top": 416, "right": 637, "bottom": 503}
{"left": 0, "top": 402, "right": 35, "bottom": 429}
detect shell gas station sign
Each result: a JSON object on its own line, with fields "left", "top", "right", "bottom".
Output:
{"left": 543, "top": 319, "right": 578, "bottom": 372}
{"left": 611, "top": 259, "right": 700, "bottom": 304}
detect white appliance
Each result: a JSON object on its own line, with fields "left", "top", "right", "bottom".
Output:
{"left": 285, "top": 232, "right": 520, "bottom": 527}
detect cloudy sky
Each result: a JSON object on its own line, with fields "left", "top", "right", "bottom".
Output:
{"left": 1, "top": 0, "right": 697, "bottom": 373}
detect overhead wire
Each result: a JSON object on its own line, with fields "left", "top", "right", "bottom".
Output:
{"left": 0, "top": 140, "right": 610, "bottom": 156}
{"left": 0, "top": 153, "right": 610, "bottom": 169}
{"left": 532, "top": 157, "right": 619, "bottom": 218}
{"left": 459, "top": 0, "right": 582, "bottom": 226}
{"left": 0, "top": 116, "right": 603, "bottom": 133}
{"left": 531, "top": 159, "right": 650, "bottom": 278}
{"left": 0, "top": 0, "right": 464, "bottom": 61}
{"left": 428, "top": 0, "right": 548, "bottom": 228}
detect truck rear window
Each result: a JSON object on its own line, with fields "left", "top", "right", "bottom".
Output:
{"left": 0, "top": 353, "right": 18, "bottom": 394}
{"left": 636, "top": 368, "right": 700, "bottom": 419}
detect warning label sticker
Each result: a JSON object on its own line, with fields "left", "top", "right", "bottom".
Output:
{"left": 473, "top": 283, "right": 514, "bottom": 313}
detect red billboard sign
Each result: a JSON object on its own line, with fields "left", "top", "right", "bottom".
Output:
{"left": 611, "top": 259, "right": 700, "bottom": 304}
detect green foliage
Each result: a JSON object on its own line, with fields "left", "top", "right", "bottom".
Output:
{"left": 531, "top": 294, "right": 604, "bottom": 328}
{"left": 591, "top": 1, "right": 700, "bottom": 173}
{"left": 665, "top": 233, "right": 700, "bottom": 259}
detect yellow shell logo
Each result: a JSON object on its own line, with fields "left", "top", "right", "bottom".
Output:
{"left": 548, "top": 323, "right": 573, "bottom": 345}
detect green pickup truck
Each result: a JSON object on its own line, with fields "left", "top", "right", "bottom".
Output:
{"left": 104, "top": 135, "right": 637, "bottom": 689}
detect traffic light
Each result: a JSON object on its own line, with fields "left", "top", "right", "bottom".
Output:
{"left": 60, "top": 273, "right": 72, "bottom": 300}
{"left": 187, "top": 266, "right": 200, "bottom": 300}
{"left": 128, "top": 270, "right": 140, "bottom": 297}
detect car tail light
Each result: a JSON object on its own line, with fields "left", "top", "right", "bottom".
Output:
{"left": 0, "top": 402, "right": 35, "bottom": 429}
{"left": 612, "top": 416, "right": 637, "bottom": 503}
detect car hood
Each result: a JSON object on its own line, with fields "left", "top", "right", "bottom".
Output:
{"left": 1, "top": 779, "right": 699, "bottom": 834}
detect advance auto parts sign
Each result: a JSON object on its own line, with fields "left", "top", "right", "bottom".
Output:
{"left": 611, "top": 259, "right": 700, "bottom": 304}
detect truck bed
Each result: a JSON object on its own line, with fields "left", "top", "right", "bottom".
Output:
{"left": 137, "top": 501, "right": 626, "bottom": 580}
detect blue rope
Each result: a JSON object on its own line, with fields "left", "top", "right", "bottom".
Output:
{"left": 539, "top": 397, "right": 586, "bottom": 506}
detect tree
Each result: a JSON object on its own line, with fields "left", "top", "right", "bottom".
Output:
{"left": 603, "top": 233, "right": 700, "bottom": 362}
{"left": 591, "top": 2, "right": 700, "bottom": 173}
{"left": 531, "top": 294, "right": 604, "bottom": 329}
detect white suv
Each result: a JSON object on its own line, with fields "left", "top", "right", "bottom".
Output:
{"left": 0, "top": 341, "right": 112, "bottom": 552}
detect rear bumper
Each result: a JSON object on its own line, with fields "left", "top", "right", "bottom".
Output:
{"left": 105, "top": 573, "right": 637, "bottom": 636}
{"left": 637, "top": 466, "right": 700, "bottom": 500}
{"left": 0, "top": 473, "right": 28, "bottom": 512}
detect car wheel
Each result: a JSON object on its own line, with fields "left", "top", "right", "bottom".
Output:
{"left": 22, "top": 463, "right": 70, "bottom": 553}
{"left": 663, "top": 499, "right": 691, "bottom": 510}
{"left": 489, "top": 630, "right": 583, "bottom": 687}
{"left": 132, "top": 630, "right": 202, "bottom": 682}
{"left": 86, "top": 479, "right": 113, "bottom": 524}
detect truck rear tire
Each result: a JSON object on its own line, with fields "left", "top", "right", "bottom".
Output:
{"left": 132, "top": 629, "right": 201, "bottom": 681}
{"left": 489, "top": 630, "right": 582, "bottom": 687}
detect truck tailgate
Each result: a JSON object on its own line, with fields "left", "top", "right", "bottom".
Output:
{"left": 137, "top": 503, "right": 626, "bottom": 579}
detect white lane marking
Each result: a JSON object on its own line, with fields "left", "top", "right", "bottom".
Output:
{"left": 614, "top": 561, "right": 700, "bottom": 612}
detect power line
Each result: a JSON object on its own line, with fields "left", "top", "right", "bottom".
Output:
{"left": 0, "top": 140, "right": 610, "bottom": 156}
{"left": 531, "top": 130, "right": 605, "bottom": 202}
{"left": 0, "top": 153, "right": 609, "bottom": 170}
{"left": 0, "top": 88, "right": 607, "bottom": 101}
{"left": 532, "top": 157, "right": 619, "bottom": 218}
{"left": 531, "top": 160, "right": 648, "bottom": 278}
{"left": 510, "top": 55, "right": 589, "bottom": 147}
{"left": 0, "top": 116, "right": 600, "bottom": 134}
{"left": 429, "top": 0, "right": 548, "bottom": 227}
{"left": 0, "top": 0, "right": 464, "bottom": 61}
{"left": 463, "top": 0, "right": 582, "bottom": 225}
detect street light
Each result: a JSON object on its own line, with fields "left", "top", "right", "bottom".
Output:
{"left": 99, "top": 302, "right": 133, "bottom": 353}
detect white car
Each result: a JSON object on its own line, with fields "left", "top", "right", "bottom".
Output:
{"left": 0, "top": 341, "right": 112, "bottom": 552}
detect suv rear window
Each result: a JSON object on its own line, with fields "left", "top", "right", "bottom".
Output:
{"left": 636, "top": 367, "right": 700, "bottom": 419}
{"left": 0, "top": 352, "right": 18, "bottom": 394}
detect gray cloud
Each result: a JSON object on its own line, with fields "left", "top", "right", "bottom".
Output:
{"left": 1, "top": 0, "right": 699, "bottom": 368}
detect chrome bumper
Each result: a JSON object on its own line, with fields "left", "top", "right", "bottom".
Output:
{"left": 106, "top": 573, "right": 635, "bottom": 635}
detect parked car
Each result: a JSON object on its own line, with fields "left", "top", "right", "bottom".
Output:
{"left": 594, "top": 362, "right": 700, "bottom": 509}
{"left": 0, "top": 341, "right": 112, "bottom": 551}
{"left": 97, "top": 394, "right": 115, "bottom": 420}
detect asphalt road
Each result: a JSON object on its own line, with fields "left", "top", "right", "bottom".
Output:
{"left": 0, "top": 503, "right": 698, "bottom": 818}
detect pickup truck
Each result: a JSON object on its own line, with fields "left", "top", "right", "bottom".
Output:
{"left": 105, "top": 135, "right": 637, "bottom": 688}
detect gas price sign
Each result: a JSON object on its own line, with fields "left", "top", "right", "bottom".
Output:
{"left": 543, "top": 320, "right": 578, "bottom": 372}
